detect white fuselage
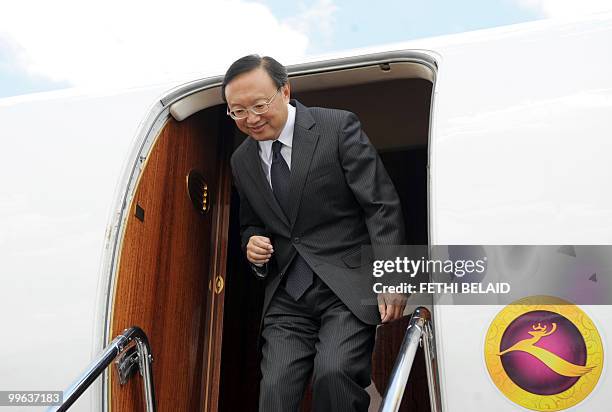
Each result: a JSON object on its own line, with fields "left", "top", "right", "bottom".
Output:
{"left": 1, "top": 13, "right": 611, "bottom": 412}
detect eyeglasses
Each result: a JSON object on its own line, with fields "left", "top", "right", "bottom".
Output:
{"left": 226, "top": 87, "right": 282, "bottom": 120}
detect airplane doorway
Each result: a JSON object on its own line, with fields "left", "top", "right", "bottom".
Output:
{"left": 107, "top": 56, "right": 434, "bottom": 412}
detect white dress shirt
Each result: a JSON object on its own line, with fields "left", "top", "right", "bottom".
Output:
{"left": 258, "top": 102, "right": 295, "bottom": 189}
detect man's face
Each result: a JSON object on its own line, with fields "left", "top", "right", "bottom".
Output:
{"left": 225, "top": 67, "right": 290, "bottom": 141}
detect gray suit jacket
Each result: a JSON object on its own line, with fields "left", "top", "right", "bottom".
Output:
{"left": 230, "top": 99, "right": 406, "bottom": 325}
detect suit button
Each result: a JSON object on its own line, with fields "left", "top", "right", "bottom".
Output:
{"left": 293, "top": 237, "right": 300, "bottom": 244}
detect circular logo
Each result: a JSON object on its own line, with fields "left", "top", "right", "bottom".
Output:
{"left": 484, "top": 296, "right": 603, "bottom": 411}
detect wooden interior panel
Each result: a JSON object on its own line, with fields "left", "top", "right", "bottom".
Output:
{"left": 109, "top": 107, "right": 224, "bottom": 411}
{"left": 199, "top": 114, "right": 234, "bottom": 412}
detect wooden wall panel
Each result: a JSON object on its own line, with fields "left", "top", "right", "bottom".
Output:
{"left": 109, "top": 108, "right": 222, "bottom": 411}
{"left": 199, "top": 113, "right": 233, "bottom": 412}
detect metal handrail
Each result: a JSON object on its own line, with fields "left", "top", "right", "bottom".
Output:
{"left": 47, "top": 326, "right": 156, "bottom": 412}
{"left": 379, "top": 307, "right": 442, "bottom": 412}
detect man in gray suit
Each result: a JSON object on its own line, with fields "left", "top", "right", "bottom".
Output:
{"left": 223, "top": 55, "right": 406, "bottom": 411}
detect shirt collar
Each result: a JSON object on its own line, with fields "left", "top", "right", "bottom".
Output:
{"left": 259, "top": 102, "right": 296, "bottom": 161}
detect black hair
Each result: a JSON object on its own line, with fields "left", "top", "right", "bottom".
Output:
{"left": 221, "top": 54, "right": 288, "bottom": 102}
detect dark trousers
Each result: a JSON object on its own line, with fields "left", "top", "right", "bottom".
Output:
{"left": 259, "top": 275, "right": 376, "bottom": 412}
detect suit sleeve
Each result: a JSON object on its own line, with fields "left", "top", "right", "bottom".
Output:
{"left": 231, "top": 157, "right": 270, "bottom": 277}
{"left": 338, "top": 111, "right": 407, "bottom": 247}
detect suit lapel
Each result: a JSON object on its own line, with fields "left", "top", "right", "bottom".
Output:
{"left": 244, "top": 138, "right": 290, "bottom": 226}
{"left": 287, "top": 100, "right": 319, "bottom": 227}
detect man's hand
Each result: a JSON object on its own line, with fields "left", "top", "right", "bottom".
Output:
{"left": 377, "top": 293, "right": 407, "bottom": 323}
{"left": 246, "top": 235, "right": 273, "bottom": 265}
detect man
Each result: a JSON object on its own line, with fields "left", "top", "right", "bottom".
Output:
{"left": 223, "top": 54, "right": 406, "bottom": 411}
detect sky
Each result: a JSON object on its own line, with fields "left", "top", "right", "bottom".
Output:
{"left": 1, "top": 0, "right": 612, "bottom": 99}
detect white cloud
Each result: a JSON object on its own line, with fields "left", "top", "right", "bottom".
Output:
{"left": 284, "top": 0, "right": 338, "bottom": 46}
{"left": 516, "top": 0, "right": 612, "bottom": 18}
{"left": 0, "top": 0, "right": 310, "bottom": 89}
